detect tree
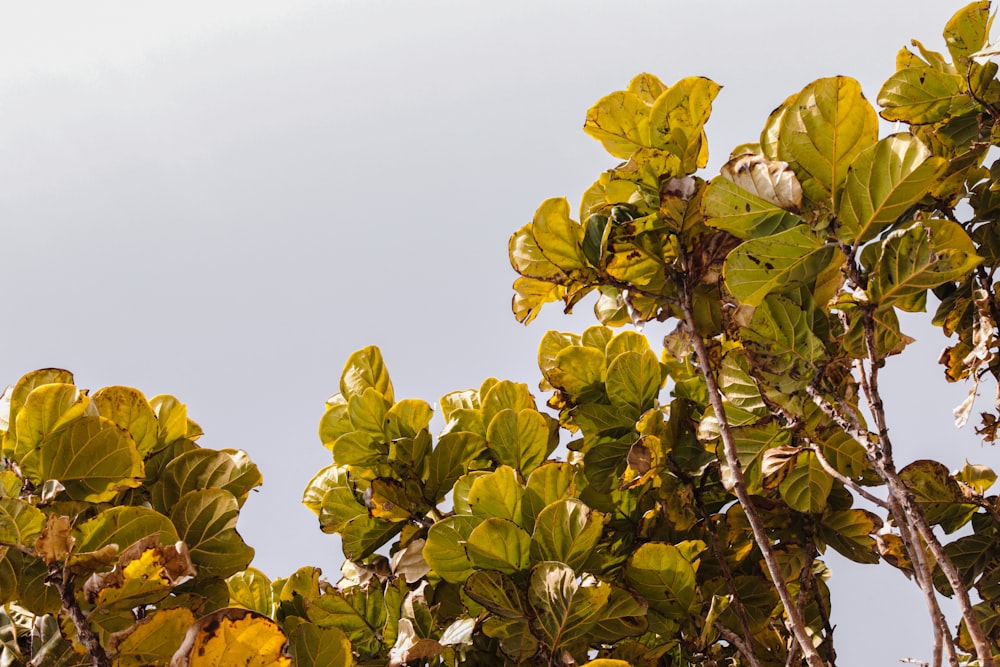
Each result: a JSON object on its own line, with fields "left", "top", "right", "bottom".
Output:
{"left": 2, "top": 2, "right": 1000, "bottom": 666}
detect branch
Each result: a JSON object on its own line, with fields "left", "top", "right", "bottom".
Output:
{"left": 805, "top": 441, "right": 889, "bottom": 510}
{"left": 675, "top": 268, "right": 827, "bottom": 667}
{"left": 808, "top": 380, "right": 957, "bottom": 667}
{"left": 860, "top": 307, "right": 994, "bottom": 667}
{"left": 46, "top": 563, "right": 110, "bottom": 667}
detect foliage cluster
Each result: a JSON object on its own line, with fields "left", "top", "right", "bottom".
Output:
{"left": 4, "top": 2, "right": 1000, "bottom": 666}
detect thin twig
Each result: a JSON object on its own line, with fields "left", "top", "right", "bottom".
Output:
{"left": 805, "top": 441, "right": 889, "bottom": 510}
{"left": 47, "top": 563, "right": 110, "bottom": 667}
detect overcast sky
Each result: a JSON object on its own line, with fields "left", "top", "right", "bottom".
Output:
{"left": 0, "top": 1, "right": 995, "bottom": 663}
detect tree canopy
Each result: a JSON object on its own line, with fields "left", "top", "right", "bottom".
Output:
{"left": 4, "top": 2, "right": 1000, "bottom": 666}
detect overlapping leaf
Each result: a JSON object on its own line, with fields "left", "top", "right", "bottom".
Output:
{"left": 837, "top": 134, "right": 948, "bottom": 243}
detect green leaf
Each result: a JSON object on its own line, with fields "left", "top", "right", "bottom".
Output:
{"left": 740, "top": 294, "right": 827, "bottom": 392}
{"left": 91, "top": 386, "right": 160, "bottom": 456}
{"left": 307, "top": 587, "right": 384, "bottom": 652}
{"left": 869, "top": 219, "right": 983, "bottom": 309}
{"left": 465, "top": 518, "right": 531, "bottom": 574}
{"left": 583, "top": 90, "right": 652, "bottom": 158}
{"left": 624, "top": 542, "right": 696, "bottom": 618}
{"left": 228, "top": 567, "right": 275, "bottom": 617}
{"left": 481, "top": 381, "right": 536, "bottom": 427}
{"left": 778, "top": 451, "right": 833, "bottom": 513}
{"left": 339, "top": 515, "right": 401, "bottom": 561}
{"left": 150, "top": 395, "right": 195, "bottom": 449}
{"left": 723, "top": 227, "right": 841, "bottom": 307}
{"left": 347, "top": 388, "right": 390, "bottom": 441}
{"left": 818, "top": 509, "right": 881, "bottom": 564}
{"left": 945, "top": 1, "right": 992, "bottom": 65}
{"left": 12, "top": 382, "right": 88, "bottom": 464}
{"left": 530, "top": 499, "right": 604, "bottom": 571}
{"left": 426, "top": 432, "right": 486, "bottom": 503}
{"left": 899, "top": 459, "right": 978, "bottom": 533}
{"left": 74, "top": 506, "right": 179, "bottom": 556}
{"left": 464, "top": 570, "right": 527, "bottom": 619}
{"left": 170, "top": 489, "right": 254, "bottom": 578}
{"left": 527, "top": 562, "right": 610, "bottom": 658}
{"left": 837, "top": 134, "right": 948, "bottom": 243}
{"left": 288, "top": 623, "right": 353, "bottom": 667}
{"left": 648, "top": 76, "right": 721, "bottom": 171}
{"left": 878, "top": 66, "right": 975, "bottom": 124}
{"left": 27, "top": 416, "right": 143, "bottom": 502}
{"left": 531, "top": 198, "right": 588, "bottom": 272}
{"left": 467, "top": 465, "right": 525, "bottom": 524}
{"left": 776, "top": 76, "right": 879, "bottom": 205}
{"left": 155, "top": 449, "right": 262, "bottom": 513}
{"left": 0, "top": 499, "right": 45, "bottom": 547}
{"left": 702, "top": 173, "right": 803, "bottom": 240}
{"left": 605, "top": 350, "right": 663, "bottom": 416}
{"left": 110, "top": 607, "right": 197, "bottom": 667}
{"left": 590, "top": 586, "right": 647, "bottom": 643}
{"left": 522, "top": 462, "right": 579, "bottom": 532}
{"left": 548, "top": 345, "right": 607, "bottom": 403}
{"left": 340, "top": 346, "right": 394, "bottom": 404}
{"left": 384, "top": 399, "right": 433, "bottom": 440}
{"left": 731, "top": 421, "right": 793, "bottom": 494}
{"left": 2, "top": 369, "right": 74, "bottom": 458}
{"left": 956, "top": 461, "right": 997, "bottom": 494}
{"left": 486, "top": 409, "right": 553, "bottom": 476}
{"left": 424, "top": 515, "right": 480, "bottom": 584}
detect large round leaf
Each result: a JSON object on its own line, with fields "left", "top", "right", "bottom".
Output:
{"left": 170, "top": 489, "right": 254, "bottom": 578}
{"left": 91, "top": 386, "right": 160, "bottom": 456}
{"left": 625, "top": 543, "right": 697, "bottom": 618}
{"left": 170, "top": 607, "right": 290, "bottom": 667}
{"left": 288, "top": 623, "right": 353, "bottom": 667}
{"left": 424, "top": 515, "right": 480, "bottom": 584}
{"left": 30, "top": 416, "right": 143, "bottom": 502}
{"left": 530, "top": 499, "right": 603, "bottom": 572}
{"left": 154, "top": 449, "right": 262, "bottom": 512}
{"left": 75, "top": 506, "right": 179, "bottom": 554}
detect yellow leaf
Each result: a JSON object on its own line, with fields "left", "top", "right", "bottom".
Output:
{"left": 170, "top": 608, "right": 291, "bottom": 667}
{"left": 110, "top": 607, "right": 196, "bottom": 667}
{"left": 583, "top": 90, "right": 652, "bottom": 158}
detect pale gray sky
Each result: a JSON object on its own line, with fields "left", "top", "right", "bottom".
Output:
{"left": 0, "top": 2, "right": 993, "bottom": 663}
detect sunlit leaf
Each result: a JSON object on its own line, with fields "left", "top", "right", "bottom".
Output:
{"left": 0, "top": 498, "right": 45, "bottom": 547}
{"left": 425, "top": 432, "right": 486, "bottom": 503}
{"left": 530, "top": 498, "right": 604, "bottom": 571}
{"left": 649, "top": 76, "right": 721, "bottom": 170}
{"left": 530, "top": 198, "right": 588, "bottom": 272}
{"left": 527, "top": 561, "right": 611, "bottom": 659}
{"left": 723, "top": 227, "right": 841, "bottom": 307}
{"left": 776, "top": 76, "right": 878, "bottom": 205}
{"left": 288, "top": 623, "right": 354, "bottom": 667}
{"left": 110, "top": 607, "right": 196, "bottom": 667}
{"left": 228, "top": 567, "right": 274, "bottom": 617}
{"left": 837, "top": 134, "right": 948, "bottom": 244}
{"left": 340, "top": 346, "right": 394, "bottom": 404}
{"left": 625, "top": 542, "right": 696, "bottom": 618}
{"left": 170, "top": 489, "right": 254, "bottom": 578}
{"left": 171, "top": 607, "right": 291, "bottom": 667}
{"left": 605, "top": 350, "right": 663, "bottom": 416}
{"left": 584, "top": 90, "right": 652, "bottom": 158}
{"left": 467, "top": 466, "right": 524, "bottom": 524}
{"left": 92, "top": 386, "right": 160, "bottom": 456}
{"left": 869, "top": 219, "right": 983, "bottom": 309}
{"left": 879, "top": 65, "right": 976, "bottom": 124}
{"left": 424, "top": 515, "right": 480, "bottom": 584}
{"left": 465, "top": 518, "right": 531, "bottom": 574}
{"left": 486, "top": 409, "right": 553, "bottom": 476}
{"left": 779, "top": 451, "right": 833, "bottom": 513}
